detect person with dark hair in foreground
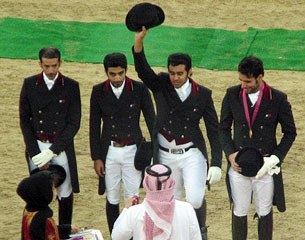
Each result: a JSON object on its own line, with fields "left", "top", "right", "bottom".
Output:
{"left": 17, "top": 170, "right": 80, "bottom": 240}
{"left": 111, "top": 164, "right": 201, "bottom": 240}
{"left": 19, "top": 46, "right": 82, "bottom": 227}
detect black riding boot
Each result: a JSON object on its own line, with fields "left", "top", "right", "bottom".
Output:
{"left": 195, "top": 199, "right": 208, "bottom": 240}
{"left": 58, "top": 193, "right": 73, "bottom": 225}
{"left": 232, "top": 212, "right": 247, "bottom": 240}
{"left": 258, "top": 210, "right": 273, "bottom": 240}
{"left": 106, "top": 199, "right": 120, "bottom": 235}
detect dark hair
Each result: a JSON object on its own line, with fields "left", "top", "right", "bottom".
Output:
{"left": 167, "top": 53, "right": 192, "bottom": 72}
{"left": 39, "top": 47, "right": 61, "bottom": 62}
{"left": 103, "top": 53, "right": 127, "bottom": 72}
{"left": 238, "top": 56, "right": 264, "bottom": 78}
{"left": 17, "top": 171, "right": 54, "bottom": 208}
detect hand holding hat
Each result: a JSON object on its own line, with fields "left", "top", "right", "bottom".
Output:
{"left": 235, "top": 146, "right": 264, "bottom": 177}
{"left": 256, "top": 155, "right": 280, "bottom": 178}
{"left": 30, "top": 164, "right": 66, "bottom": 188}
{"left": 32, "top": 149, "right": 57, "bottom": 167}
{"left": 207, "top": 166, "right": 222, "bottom": 185}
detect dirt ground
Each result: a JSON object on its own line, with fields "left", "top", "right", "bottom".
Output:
{"left": 1, "top": 1, "right": 305, "bottom": 239}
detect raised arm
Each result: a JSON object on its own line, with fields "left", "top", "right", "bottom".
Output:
{"left": 134, "top": 26, "right": 148, "bottom": 53}
{"left": 132, "top": 27, "right": 163, "bottom": 92}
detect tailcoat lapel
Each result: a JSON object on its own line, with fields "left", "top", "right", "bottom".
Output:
{"left": 35, "top": 73, "right": 65, "bottom": 109}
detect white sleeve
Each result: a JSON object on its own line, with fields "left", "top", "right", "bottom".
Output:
{"left": 111, "top": 208, "right": 133, "bottom": 240}
{"left": 189, "top": 206, "right": 202, "bottom": 240}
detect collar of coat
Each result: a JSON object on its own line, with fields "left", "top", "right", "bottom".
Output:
{"left": 170, "top": 78, "right": 199, "bottom": 96}
{"left": 239, "top": 81, "right": 272, "bottom": 100}
{"left": 190, "top": 78, "right": 199, "bottom": 96}
{"left": 36, "top": 72, "right": 65, "bottom": 86}
{"left": 103, "top": 76, "right": 133, "bottom": 92}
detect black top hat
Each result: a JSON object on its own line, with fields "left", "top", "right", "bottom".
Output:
{"left": 134, "top": 137, "right": 153, "bottom": 171}
{"left": 30, "top": 164, "right": 66, "bottom": 188}
{"left": 125, "top": 3, "right": 165, "bottom": 32}
{"left": 235, "top": 146, "right": 264, "bottom": 177}
{"left": 48, "top": 165, "right": 66, "bottom": 187}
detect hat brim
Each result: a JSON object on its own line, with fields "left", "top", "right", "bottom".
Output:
{"left": 48, "top": 165, "right": 66, "bottom": 187}
{"left": 30, "top": 164, "right": 66, "bottom": 187}
{"left": 235, "top": 146, "right": 264, "bottom": 177}
{"left": 134, "top": 138, "right": 153, "bottom": 171}
{"left": 125, "top": 3, "right": 165, "bottom": 32}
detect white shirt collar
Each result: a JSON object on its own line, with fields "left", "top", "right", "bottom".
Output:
{"left": 110, "top": 80, "right": 125, "bottom": 99}
{"left": 248, "top": 90, "right": 260, "bottom": 106}
{"left": 175, "top": 79, "right": 191, "bottom": 102}
{"left": 43, "top": 72, "right": 58, "bottom": 90}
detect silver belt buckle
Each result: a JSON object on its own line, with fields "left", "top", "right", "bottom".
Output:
{"left": 112, "top": 141, "right": 125, "bottom": 147}
{"left": 170, "top": 148, "right": 184, "bottom": 154}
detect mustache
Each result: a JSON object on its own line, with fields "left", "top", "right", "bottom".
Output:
{"left": 111, "top": 81, "right": 124, "bottom": 87}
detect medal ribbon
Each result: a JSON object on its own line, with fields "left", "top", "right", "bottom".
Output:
{"left": 242, "top": 83, "right": 264, "bottom": 138}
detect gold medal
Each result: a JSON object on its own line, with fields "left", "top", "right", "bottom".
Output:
{"left": 249, "top": 129, "right": 252, "bottom": 138}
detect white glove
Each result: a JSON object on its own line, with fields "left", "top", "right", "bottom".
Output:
{"left": 207, "top": 166, "right": 222, "bottom": 185}
{"left": 256, "top": 155, "right": 280, "bottom": 179}
{"left": 268, "top": 165, "right": 281, "bottom": 175}
{"left": 32, "top": 149, "right": 57, "bottom": 167}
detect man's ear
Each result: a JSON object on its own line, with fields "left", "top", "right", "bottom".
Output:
{"left": 188, "top": 68, "right": 193, "bottom": 77}
{"left": 257, "top": 74, "right": 264, "bottom": 82}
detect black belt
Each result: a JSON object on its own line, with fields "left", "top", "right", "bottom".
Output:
{"left": 159, "top": 145, "right": 195, "bottom": 154}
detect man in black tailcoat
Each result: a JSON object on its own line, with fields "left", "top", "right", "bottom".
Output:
{"left": 89, "top": 53, "right": 155, "bottom": 235}
{"left": 132, "top": 27, "right": 222, "bottom": 240}
{"left": 219, "top": 56, "right": 297, "bottom": 239}
{"left": 19, "top": 46, "right": 81, "bottom": 226}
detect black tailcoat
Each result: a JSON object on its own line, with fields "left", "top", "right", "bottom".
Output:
{"left": 133, "top": 48, "right": 222, "bottom": 168}
{"left": 89, "top": 77, "right": 155, "bottom": 162}
{"left": 219, "top": 83, "right": 297, "bottom": 211}
{"left": 19, "top": 72, "right": 81, "bottom": 193}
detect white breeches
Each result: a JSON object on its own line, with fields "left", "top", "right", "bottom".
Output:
{"left": 105, "top": 144, "right": 141, "bottom": 205}
{"left": 229, "top": 167, "right": 274, "bottom": 217}
{"left": 159, "top": 147, "right": 207, "bottom": 209}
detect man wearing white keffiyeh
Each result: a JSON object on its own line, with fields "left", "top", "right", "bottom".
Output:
{"left": 111, "top": 164, "right": 201, "bottom": 240}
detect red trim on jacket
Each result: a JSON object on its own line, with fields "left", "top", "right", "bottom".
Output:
{"left": 36, "top": 72, "right": 64, "bottom": 86}
{"left": 262, "top": 81, "right": 272, "bottom": 100}
{"left": 103, "top": 76, "right": 133, "bottom": 92}
{"left": 189, "top": 78, "right": 199, "bottom": 96}
{"left": 239, "top": 81, "right": 272, "bottom": 100}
